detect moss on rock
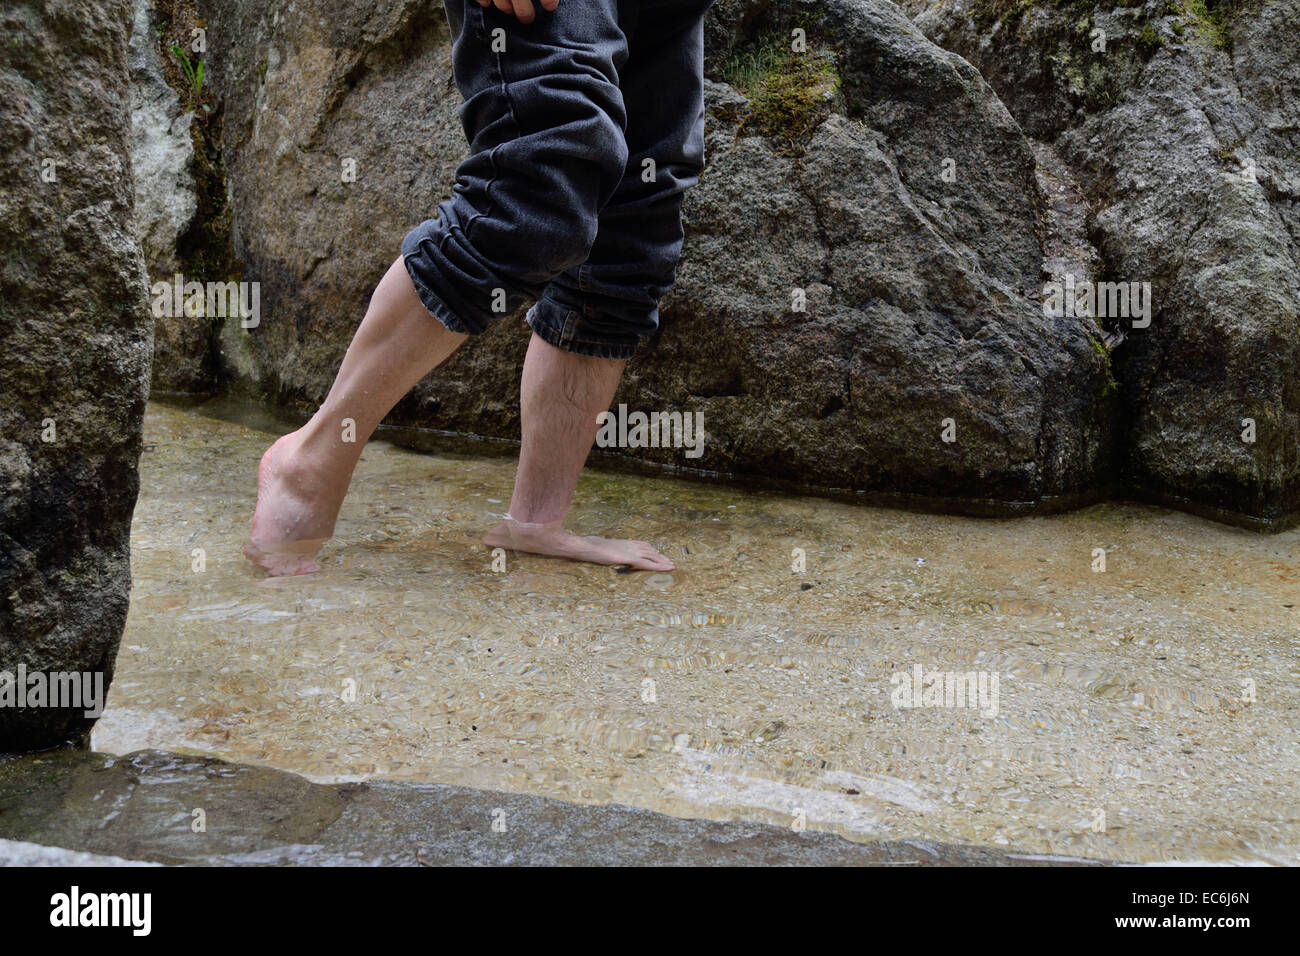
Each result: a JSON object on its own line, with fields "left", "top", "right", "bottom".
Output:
{"left": 718, "top": 26, "right": 842, "bottom": 153}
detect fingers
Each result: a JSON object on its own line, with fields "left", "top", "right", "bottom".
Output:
{"left": 481, "top": 0, "right": 552, "bottom": 23}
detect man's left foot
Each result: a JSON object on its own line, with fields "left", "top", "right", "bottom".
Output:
{"left": 244, "top": 430, "right": 343, "bottom": 576}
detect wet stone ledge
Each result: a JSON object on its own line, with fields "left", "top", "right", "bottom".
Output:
{"left": 0, "top": 750, "right": 1105, "bottom": 867}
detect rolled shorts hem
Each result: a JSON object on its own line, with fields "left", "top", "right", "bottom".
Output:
{"left": 525, "top": 300, "right": 642, "bottom": 361}
{"left": 400, "top": 232, "right": 476, "bottom": 337}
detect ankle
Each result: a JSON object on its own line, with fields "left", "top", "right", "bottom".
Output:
{"left": 269, "top": 433, "right": 340, "bottom": 502}
{"left": 292, "top": 413, "right": 362, "bottom": 477}
{"left": 501, "top": 512, "right": 563, "bottom": 531}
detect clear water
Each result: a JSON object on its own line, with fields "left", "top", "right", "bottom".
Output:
{"left": 93, "top": 400, "right": 1300, "bottom": 863}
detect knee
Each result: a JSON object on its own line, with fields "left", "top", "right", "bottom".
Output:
{"left": 494, "top": 205, "right": 601, "bottom": 287}
{"left": 588, "top": 111, "right": 631, "bottom": 196}
{"left": 509, "top": 126, "right": 627, "bottom": 280}
{"left": 545, "top": 104, "right": 629, "bottom": 216}
{"left": 546, "top": 214, "right": 603, "bottom": 275}
{"left": 455, "top": 97, "right": 628, "bottom": 286}
{"left": 558, "top": 117, "right": 627, "bottom": 258}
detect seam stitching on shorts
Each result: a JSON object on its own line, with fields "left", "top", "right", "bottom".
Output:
{"left": 486, "top": 6, "right": 522, "bottom": 234}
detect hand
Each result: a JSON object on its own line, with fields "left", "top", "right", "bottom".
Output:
{"left": 477, "top": 0, "right": 560, "bottom": 25}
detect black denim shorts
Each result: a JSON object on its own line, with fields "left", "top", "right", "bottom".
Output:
{"left": 402, "top": 0, "right": 712, "bottom": 359}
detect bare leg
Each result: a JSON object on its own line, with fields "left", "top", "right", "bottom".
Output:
{"left": 483, "top": 333, "right": 674, "bottom": 571}
{"left": 245, "top": 257, "right": 468, "bottom": 575}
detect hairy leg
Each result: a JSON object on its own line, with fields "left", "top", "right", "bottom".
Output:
{"left": 245, "top": 257, "right": 468, "bottom": 575}
{"left": 483, "top": 333, "right": 674, "bottom": 571}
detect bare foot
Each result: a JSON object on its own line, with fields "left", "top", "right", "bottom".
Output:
{"left": 483, "top": 519, "right": 675, "bottom": 571}
{"left": 244, "top": 431, "right": 344, "bottom": 576}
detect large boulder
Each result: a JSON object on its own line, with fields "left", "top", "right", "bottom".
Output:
{"left": 129, "top": 0, "right": 207, "bottom": 394}
{"left": 182, "top": 0, "right": 1113, "bottom": 513}
{"left": 0, "top": 0, "right": 153, "bottom": 750}
{"left": 904, "top": 0, "right": 1300, "bottom": 528}
{"left": 130, "top": 0, "right": 196, "bottom": 285}
{"left": 646, "top": 0, "right": 1113, "bottom": 505}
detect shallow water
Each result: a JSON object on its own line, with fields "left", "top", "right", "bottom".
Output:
{"left": 94, "top": 400, "right": 1300, "bottom": 863}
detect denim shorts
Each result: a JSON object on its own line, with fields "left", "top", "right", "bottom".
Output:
{"left": 401, "top": 0, "right": 714, "bottom": 360}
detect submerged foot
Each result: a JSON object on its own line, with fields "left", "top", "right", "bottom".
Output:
{"left": 244, "top": 431, "right": 342, "bottom": 576}
{"left": 483, "top": 518, "right": 675, "bottom": 572}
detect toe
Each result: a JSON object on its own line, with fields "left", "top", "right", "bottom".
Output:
{"left": 634, "top": 545, "right": 675, "bottom": 571}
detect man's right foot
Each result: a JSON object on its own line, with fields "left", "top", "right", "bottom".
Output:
{"left": 483, "top": 520, "right": 675, "bottom": 571}
{"left": 244, "top": 431, "right": 343, "bottom": 576}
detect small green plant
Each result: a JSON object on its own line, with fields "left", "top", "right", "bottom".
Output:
{"left": 1177, "top": 0, "right": 1225, "bottom": 48}
{"left": 719, "top": 41, "right": 790, "bottom": 94}
{"left": 719, "top": 31, "right": 841, "bottom": 154}
{"left": 1085, "top": 327, "right": 1119, "bottom": 397}
{"left": 1173, "top": 0, "right": 1256, "bottom": 50}
{"left": 1135, "top": 22, "right": 1164, "bottom": 55}
{"left": 170, "top": 43, "right": 205, "bottom": 101}
{"left": 1218, "top": 139, "right": 1241, "bottom": 164}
